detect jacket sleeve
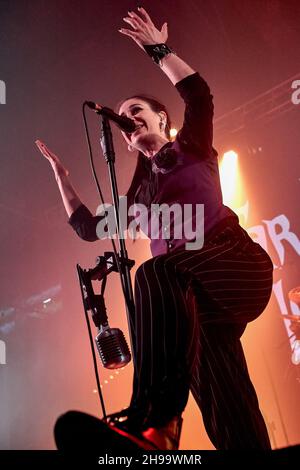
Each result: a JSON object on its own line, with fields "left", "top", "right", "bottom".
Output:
{"left": 68, "top": 202, "right": 138, "bottom": 242}
{"left": 175, "top": 72, "right": 216, "bottom": 158}
{"left": 68, "top": 204, "right": 104, "bottom": 242}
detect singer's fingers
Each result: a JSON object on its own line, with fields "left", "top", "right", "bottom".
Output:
{"left": 35, "top": 140, "right": 58, "bottom": 161}
{"left": 35, "top": 140, "right": 51, "bottom": 157}
{"left": 35, "top": 140, "right": 49, "bottom": 156}
{"left": 136, "top": 6, "right": 153, "bottom": 25}
{"left": 35, "top": 139, "right": 44, "bottom": 150}
{"left": 127, "top": 10, "right": 147, "bottom": 27}
{"left": 35, "top": 139, "right": 48, "bottom": 151}
{"left": 123, "top": 16, "right": 140, "bottom": 30}
{"left": 119, "top": 28, "right": 140, "bottom": 39}
{"left": 118, "top": 29, "right": 144, "bottom": 50}
{"left": 118, "top": 28, "right": 144, "bottom": 49}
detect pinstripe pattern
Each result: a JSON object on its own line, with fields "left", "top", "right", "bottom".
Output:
{"left": 129, "top": 220, "right": 273, "bottom": 449}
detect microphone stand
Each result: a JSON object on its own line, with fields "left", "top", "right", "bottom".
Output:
{"left": 99, "top": 115, "right": 136, "bottom": 354}
{"left": 76, "top": 115, "right": 136, "bottom": 419}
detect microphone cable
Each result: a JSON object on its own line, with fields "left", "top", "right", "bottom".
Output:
{"left": 81, "top": 103, "right": 132, "bottom": 308}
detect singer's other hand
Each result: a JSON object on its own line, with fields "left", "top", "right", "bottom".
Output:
{"left": 119, "top": 7, "right": 168, "bottom": 50}
{"left": 35, "top": 140, "right": 69, "bottom": 177}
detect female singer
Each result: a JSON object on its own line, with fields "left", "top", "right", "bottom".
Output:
{"left": 36, "top": 7, "right": 273, "bottom": 450}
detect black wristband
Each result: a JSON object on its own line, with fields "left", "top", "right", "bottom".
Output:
{"left": 143, "top": 43, "right": 173, "bottom": 66}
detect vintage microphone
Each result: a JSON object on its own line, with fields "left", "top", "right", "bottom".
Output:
{"left": 95, "top": 325, "right": 131, "bottom": 370}
{"left": 77, "top": 262, "right": 131, "bottom": 370}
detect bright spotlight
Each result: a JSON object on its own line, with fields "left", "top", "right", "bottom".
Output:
{"left": 292, "top": 340, "right": 300, "bottom": 365}
{"left": 219, "top": 150, "right": 239, "bottom": 207}
{"left": 170, "top": 128, "right": 177, "bottom": 139}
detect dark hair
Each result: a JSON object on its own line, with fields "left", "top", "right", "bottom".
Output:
{"left": 116, "top": 95, "right": 172, "bottom": 204}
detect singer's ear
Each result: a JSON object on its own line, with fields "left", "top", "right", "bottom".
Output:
{"left": 128, "top": 144, "right": 135, "bottom": 152}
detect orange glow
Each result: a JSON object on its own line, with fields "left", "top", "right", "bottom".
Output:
{"left": 219, "top": 150, "right": 238, "bottom": 205}
{"left": 219, "top": 150, "right": 246, "bottom": 223}
{"left": 170, "top": 127, "right": 178, "bottom": 139}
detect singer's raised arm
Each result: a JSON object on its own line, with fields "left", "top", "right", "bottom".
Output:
{"left": 35, "top": 140, "right": 137, "bottom": 244}
{"left": 119, "top": 7, "right": 196, "bottom": 85}
{"left": 119, "top": 7, "right": 214, "bottom": 157}
{"left": 35, "top": 140, "right": 83, "bottom": 218}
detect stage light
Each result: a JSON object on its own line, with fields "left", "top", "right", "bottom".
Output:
{"left": 170, "top": 127, "right": 177, "bottom": 139}
{"left": 292, "top": 340, "right": 300, "bottom": 365}
{"left": 219, "top": 150, "right": 243, "bottom": 209}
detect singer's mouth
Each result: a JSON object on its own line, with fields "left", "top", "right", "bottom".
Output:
{"left": 128, "top": 124, "right": 144, "bottom": 140}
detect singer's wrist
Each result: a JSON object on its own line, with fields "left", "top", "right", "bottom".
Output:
{"left": 143, "top": 43, "right": 174, "bottom": 66}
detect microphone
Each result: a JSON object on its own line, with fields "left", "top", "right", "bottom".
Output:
{"left": 85, "top": 101, "right": 137, "bottom": 133}
{"left": 95, "top": 325, "right": 131, "bottom": 369}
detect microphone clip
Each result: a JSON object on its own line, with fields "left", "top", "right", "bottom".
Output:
{"left": 88, "top": 251, "right": 135, "bottom": 281}
{"left": 76, "top": 252, "right": 134, "bottom": 369}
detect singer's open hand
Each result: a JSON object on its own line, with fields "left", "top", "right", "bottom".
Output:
{"left": 119, "top": 6, "right": 168, "bottom": 50}
{"left": 35, "top": 140, "right": 69, "bottom": 177}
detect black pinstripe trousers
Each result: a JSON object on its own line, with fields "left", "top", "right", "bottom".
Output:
{"left": 128, "top": 219, "right": 273, "bottom": 449}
